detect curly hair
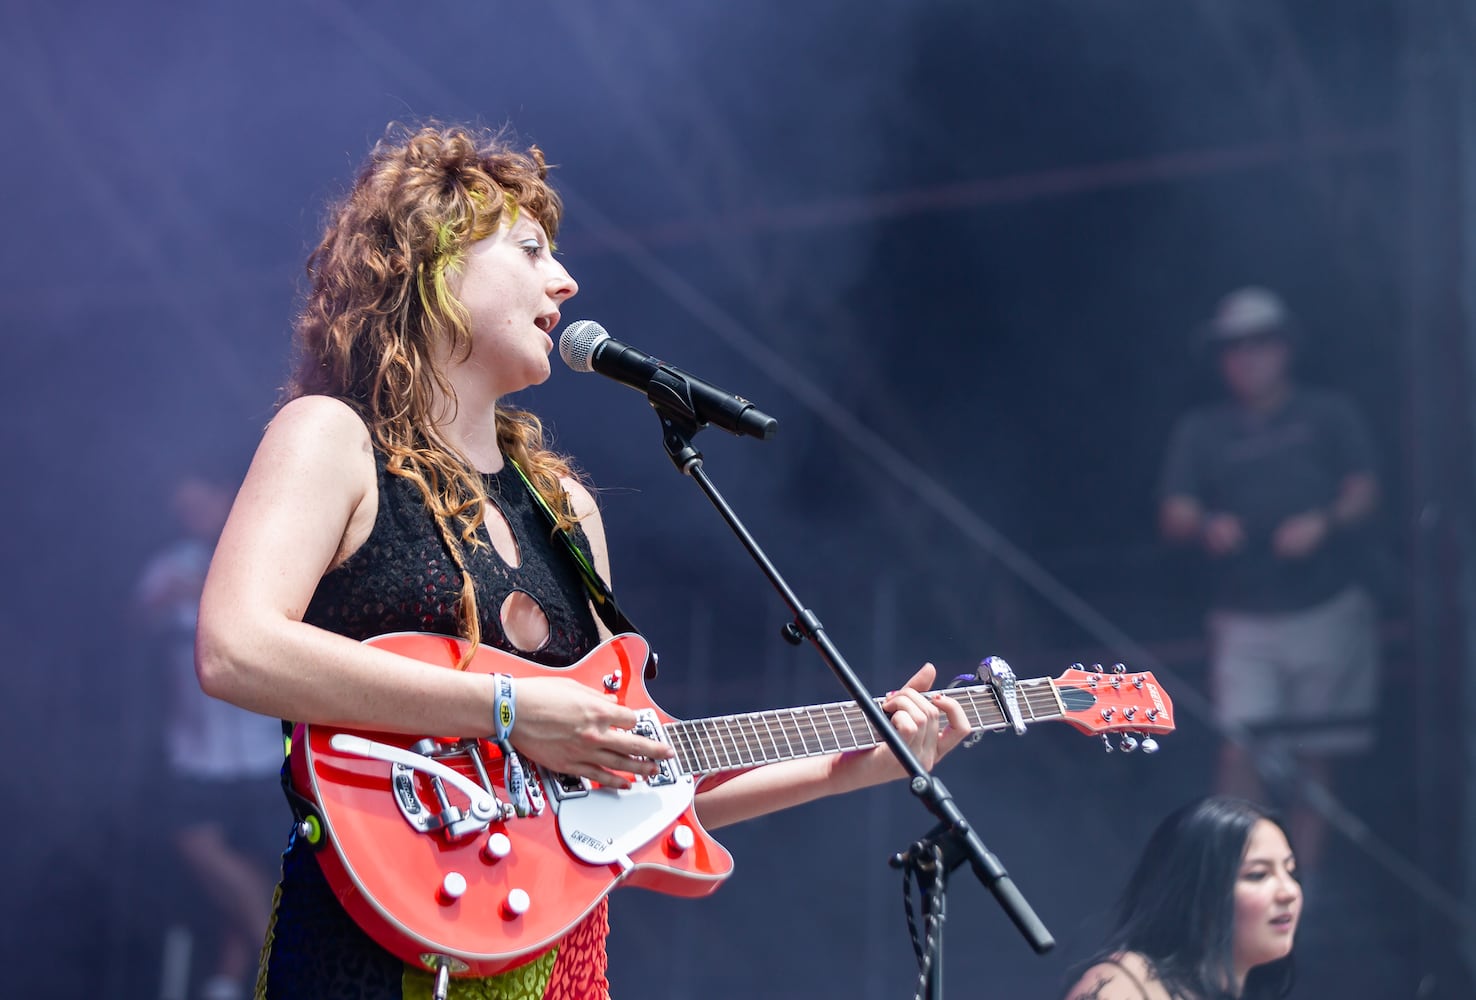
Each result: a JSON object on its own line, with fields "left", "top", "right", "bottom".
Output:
{"left": 287, "top": 121, "right": 582, "bottom": 659}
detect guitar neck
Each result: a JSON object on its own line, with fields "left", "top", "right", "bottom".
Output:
{"left": 663, "top": 680, "right": 1066, "bottom": 775}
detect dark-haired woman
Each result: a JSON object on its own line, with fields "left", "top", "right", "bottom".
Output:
{"left": 1062, "top": 796, "right": 1301, "bottom": 1000}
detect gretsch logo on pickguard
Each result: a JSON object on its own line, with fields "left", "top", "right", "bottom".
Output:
{"left": 567, "top": 828, "right": 610, "bottom": 850}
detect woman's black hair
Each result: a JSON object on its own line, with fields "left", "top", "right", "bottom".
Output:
{"left": 1082, "top": 796, "right": 1296, "bottom": 999}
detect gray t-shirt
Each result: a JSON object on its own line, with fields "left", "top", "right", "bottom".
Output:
{"left": 1159, "top": 388, "right": 1376, "bottom": 614}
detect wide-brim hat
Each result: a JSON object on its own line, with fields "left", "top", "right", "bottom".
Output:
{"left": 1199, "top": 286, "right": 1298, "bottom": 347}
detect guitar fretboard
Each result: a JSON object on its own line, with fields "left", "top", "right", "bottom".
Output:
{"left": 663, "top": 679, "right": 1067, "bottom": 775}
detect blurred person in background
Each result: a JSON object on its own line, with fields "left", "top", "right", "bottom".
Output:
{"left": 192, "top": 121, "right": 970, "bottom": 1000}
{"left": 136, "top": 472, "right": 283, "bottom": 1000}
{"left": 1157, "top": 286, "right": 1382, "bottom": 881}
{"left": 1061, "top": 795, "right": 1301, "bottom": 1000}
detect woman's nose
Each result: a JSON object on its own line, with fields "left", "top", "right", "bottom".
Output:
{"left": 548, "top": 261, "right": 578, "bottom": 301}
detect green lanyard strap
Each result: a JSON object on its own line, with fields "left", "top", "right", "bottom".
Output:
{"left": 508, "top": 459, "right": 657, "bottom": 679}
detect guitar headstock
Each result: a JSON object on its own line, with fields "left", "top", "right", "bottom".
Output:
{"left": 1050, "top": 663, "right": 1175, "bottom": 750}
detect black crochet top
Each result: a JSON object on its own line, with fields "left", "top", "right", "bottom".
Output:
{"left": 302, "top": 450, "right": 599, "bottom": 667}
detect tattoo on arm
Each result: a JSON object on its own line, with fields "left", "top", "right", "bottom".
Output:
{"left": 1069, "top": 969, "right": 1152, "bottom": 1000}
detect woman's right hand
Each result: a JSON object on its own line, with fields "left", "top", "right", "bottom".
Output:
{"left": 507, "top": 675, "right": 674, "bottom": 788}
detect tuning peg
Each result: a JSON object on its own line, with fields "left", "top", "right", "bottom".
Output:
{"left": 1118, "top": 734, "right": 1139, "bottom": 753}
{"left": 1100, "top": 734, "right": 1114, "bottom": 753}
{"left": 1140, "top": 735, "right": 1160, "bottom": 754}
{"left": 1091, "top": 663, "right": 1104, "bottom": 673}
{"left": 1113, "top": 663, "right": 1126, "bottom": 674}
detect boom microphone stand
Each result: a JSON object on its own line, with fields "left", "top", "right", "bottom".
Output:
{"left": 644, "top": 400, "right": 1055, "bottom": 998}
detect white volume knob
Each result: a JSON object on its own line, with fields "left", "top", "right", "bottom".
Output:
{"left": 440, "top": 871, "right": 467, "bottom": 901}
{"left": 668, "top": 824, "right": 695, "bottom": 853}
{"left": 504, "top": 888, "right": 531, "bottom": 917}
{"left": 483, "top": 832, "right": 512, "bottom": 861}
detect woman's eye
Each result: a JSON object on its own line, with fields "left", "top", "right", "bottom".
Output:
{"left": 519, "top": 240, "right": 543, "bottom": 258}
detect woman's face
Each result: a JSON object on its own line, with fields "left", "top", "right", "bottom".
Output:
{"left": 1231, "top": 819, "right": 1301, "bottom": 978}
{"left": 448, "top": 210, "right": 578, "bottom": 397}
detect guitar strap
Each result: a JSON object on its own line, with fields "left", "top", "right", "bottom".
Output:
{"left": 507, "top": 459, "right": 657, "bottom": 680}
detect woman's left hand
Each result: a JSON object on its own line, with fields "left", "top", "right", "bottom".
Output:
{"left": 837, "top": 663, "right": 972, "bottom": 788}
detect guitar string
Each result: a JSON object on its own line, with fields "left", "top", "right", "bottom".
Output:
{"left": 411, "top": 681, "right": 1161, "bottom": 781}
{"left": 663, "top": 685, "right": 1079, "bottom": 772}
{"left": 664, "top": 682, "right": 1167, "bottom": 773}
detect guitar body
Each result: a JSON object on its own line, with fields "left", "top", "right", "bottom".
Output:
{"left": 289, "top": 632, "right": 1176, "bottom": 980}
{"left": 290, "top": 632, "right": 735, "bottom": 978}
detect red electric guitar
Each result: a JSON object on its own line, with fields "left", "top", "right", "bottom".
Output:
{"left": 290, "top": 632, "right": 1174, "bottom": 982}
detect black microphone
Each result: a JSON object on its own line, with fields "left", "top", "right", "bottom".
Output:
{"left": 559, "top": 320, "right": 778, "bottom": 441}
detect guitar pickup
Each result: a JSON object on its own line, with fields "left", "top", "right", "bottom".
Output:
{"left": 545, "top": 770, "right": 590, "bottom": 801}
{"left": 543, "top": 710, "right": 678, "bottom": 800}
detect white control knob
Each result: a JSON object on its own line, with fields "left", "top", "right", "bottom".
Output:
{"left": 439, "top": 871, "right": 467, "bottom": 902}
{"left": 503, "top": 888, "right": 531, "bottom": 917}
{"left": 482, "top": 832, "right": 512, "bottom": 862}
{"left": 668, "top": 824, "right": 695, "bottom": 853}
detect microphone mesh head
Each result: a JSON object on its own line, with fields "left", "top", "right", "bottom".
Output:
{"left": 559, "top": 320, "right": 608, "bottom": 373}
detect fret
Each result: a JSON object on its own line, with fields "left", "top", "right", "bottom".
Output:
{"left": 837, "top": 704, "right": 862, "bottom": 751}
{"left": 804, "top": 709, "right": 825, "bottom": 756}
{"left": 735, "top": 715, "right": 762, "bottom": 765}
{"left": 716, "top": 717, "right": 740, "bottom": 766}
{"left": 1020, "top": 684, "right": 1041, "bottom": 721}
{"left": 823, "top": 706, "right": 845, "bottom": 753}
{"left": 741, "top": 715, "right": 763, "bottom": 763}
{"left": 667, "top": 722, "right": 698, "bottom": 773}
{"left": 718, "top": 718, "right": 743, "bottom": 769}
{"left": 730, "top": 715, "right": 761, "bottom": 765}
{"left": 700, "top": 718, "right": 730, "bottom": 770}
{"left": 681, "top": 721, "right": 708, "bottom": 773}
{"left": 959, "top": 688, "right": 987, "bottom": 732}
{"left": 761, "top": 712, "right": 792, "bottom": 761}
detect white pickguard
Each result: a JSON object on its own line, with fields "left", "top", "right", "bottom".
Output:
{"left": 555, "top": 773, "right": 696, "bottom": 867}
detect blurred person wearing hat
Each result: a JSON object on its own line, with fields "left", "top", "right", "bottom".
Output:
{"left": 1157, "top": 286, "right": 1382, "bottom": 880}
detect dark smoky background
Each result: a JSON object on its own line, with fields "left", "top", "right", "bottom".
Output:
{"left": 2, "top": 2, "right": 1472, "bottom": 997}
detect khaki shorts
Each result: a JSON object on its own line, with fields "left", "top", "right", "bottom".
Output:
{"left": 1208, "top": 585, "right": 1379, "bottom": 755}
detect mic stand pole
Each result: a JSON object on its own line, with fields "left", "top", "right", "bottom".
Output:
{"left": 647, "top": 405, "right": 1055, "bottom": 998}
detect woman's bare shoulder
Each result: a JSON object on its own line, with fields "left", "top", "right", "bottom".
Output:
{"left": 271, "top": 393, "right": 368, "bottom": 437}
{"left": 1063, "top": 952, "right": 1172, "bottom": 1000}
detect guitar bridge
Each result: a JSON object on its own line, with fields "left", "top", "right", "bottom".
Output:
{"left": 389, "top": 737, "right": 503, "bottom": 839}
